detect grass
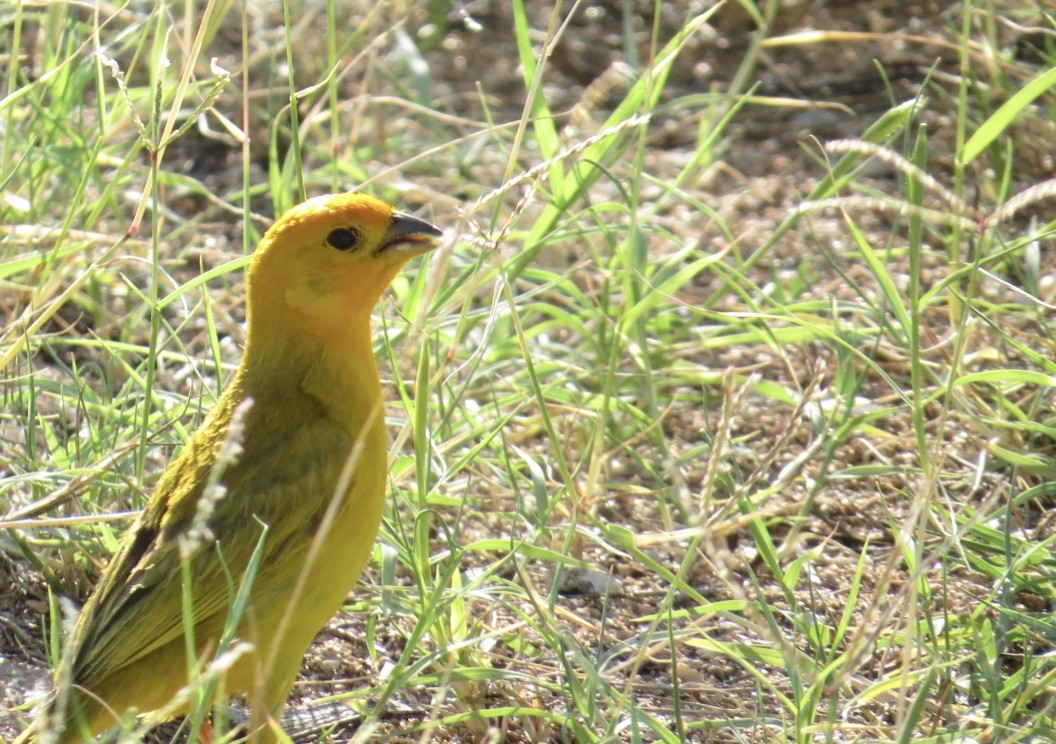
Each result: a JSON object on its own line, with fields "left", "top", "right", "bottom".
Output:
{"left": 2, "top": 0, "right": 1056, "bottom": 741}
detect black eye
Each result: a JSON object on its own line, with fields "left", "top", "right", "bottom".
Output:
{"left": 326, "top": 228, "right": 359, "bottom": 251}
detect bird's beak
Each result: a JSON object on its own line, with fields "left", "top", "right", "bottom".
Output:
{"left": 379, "top": 212, "right": 443, "bottom": 257}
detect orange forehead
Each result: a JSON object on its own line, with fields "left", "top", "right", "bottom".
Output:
{"left": 263, "top": 193, "right": 394, "bottom": 247}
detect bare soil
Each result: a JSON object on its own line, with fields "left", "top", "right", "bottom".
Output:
{"left": 3, "top": 1, "right": 1053, "bottom": 742}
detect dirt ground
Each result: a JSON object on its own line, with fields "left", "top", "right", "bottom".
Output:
{"left": 3, "top": 1, "right": 1053, "bottom": 742}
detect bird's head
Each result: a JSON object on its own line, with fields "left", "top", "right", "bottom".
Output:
{"left": 245, "top": 193, "right": 442, "bottom": 347}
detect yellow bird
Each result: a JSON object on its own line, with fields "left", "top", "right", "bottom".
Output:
{"left": 22, "top": 193, "right": 442, "bottom": 742}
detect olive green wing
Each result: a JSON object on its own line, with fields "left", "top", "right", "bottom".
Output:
{"left": 68, "top": 403, "right": 350, "bottom": 687}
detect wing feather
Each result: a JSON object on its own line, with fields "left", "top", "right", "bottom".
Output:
{"left": 69, "top": 389, "right": 352, "bottom": 685}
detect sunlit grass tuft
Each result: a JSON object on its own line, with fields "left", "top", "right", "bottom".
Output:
{"left": 3, "top": 0, "right": 1056, "bottom": 741}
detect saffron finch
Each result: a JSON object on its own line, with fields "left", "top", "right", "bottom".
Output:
{"left": 22, "top": 193, "right": 442, "bottom": 742}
